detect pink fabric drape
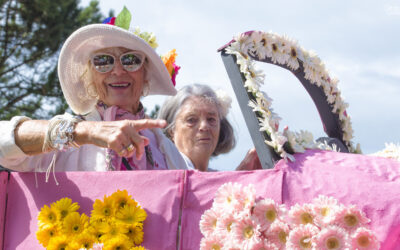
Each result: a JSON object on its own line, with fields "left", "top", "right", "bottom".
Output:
{"left": 2, "top": 150, "right": 400, "bottom": 249}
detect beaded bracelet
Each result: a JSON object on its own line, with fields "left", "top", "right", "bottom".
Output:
{"left": 43, "top": 115, "right": 82, "bottom": 152}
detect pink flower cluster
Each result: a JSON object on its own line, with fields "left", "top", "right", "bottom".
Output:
{"left": 199, "top": 183, "right": 379, "bottom": 250}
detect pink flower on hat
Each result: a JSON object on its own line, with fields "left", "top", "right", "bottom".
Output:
{"left": 171, "top": 63, "right": 180, "bottom": 86}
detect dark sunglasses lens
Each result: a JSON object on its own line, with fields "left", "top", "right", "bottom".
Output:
{"left": 92, "top": 55, "right": 114, "bottom": 72}
{"left": 121, "top": 53, "right": 143, "bottom": 71}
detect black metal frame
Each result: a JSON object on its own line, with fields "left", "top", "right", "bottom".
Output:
{"left": 220, "top": 46, "right": 349, "bottom": 169}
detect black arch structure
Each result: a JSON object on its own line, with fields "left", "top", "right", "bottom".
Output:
{"left": 219, "top": 39, "right": 349, "bottom": 169}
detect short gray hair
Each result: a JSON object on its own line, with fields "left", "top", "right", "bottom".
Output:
{"left": 158, "top": 84, "right": 236, "bottom": 156}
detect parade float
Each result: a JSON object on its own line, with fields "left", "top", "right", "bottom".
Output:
{"left": 1, "top": 30, "right": 400, "bottom": 250}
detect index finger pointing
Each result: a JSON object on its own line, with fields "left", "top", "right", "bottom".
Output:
{"left": 129, "top": 119, "right": 167, "bottom": 131}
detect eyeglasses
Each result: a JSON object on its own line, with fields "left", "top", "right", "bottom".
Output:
{"left": 91, "top": 51, "right": 146, "bottom": 73}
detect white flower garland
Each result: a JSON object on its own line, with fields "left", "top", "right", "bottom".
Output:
{"left": 225, "top": 31, "right": 359, "bottom": 161}
{"left": 371, "top": 143, "right": 400, "bottom": 161}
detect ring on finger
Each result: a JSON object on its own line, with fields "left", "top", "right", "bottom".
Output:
{"left": 126, "top": 144, "right": 134, "bottom": 152}
{"left": 119, "top": 148, "right": 127, "bottom": 156}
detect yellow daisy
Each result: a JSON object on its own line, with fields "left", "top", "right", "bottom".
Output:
{"left": 125, "top": 223, "right": 144, "bottom": 245}
{"left": 91, "top": 195, "right": 115, "bottom": 221}
{"left": 36, "top": 224, "right": 59, "bottom": 247}
{"left": 110, "top": 189, "right": 137, "bottom": 210}
{"left": 132, "top": 246, "right": 146, "bottom": 250}
{"left": 62, "top": 212, "right": 89, "bottom": 236}
{"left": 102, "top": 234, "right": 133, "bottom": 250}
{"left": 87, "top": 222, "right": 105, "bottom": 242}
{"left": 52, "top": 198, "right": 80, "bottom": 220}
{"left": 70, "top": 231, "right": 96, "bottom": 249}
{"left": 38, "top": 204, "right": 58, "bottom": 228}
{"left": 115, "top": 205, "right": 147, "bottom": 224}
{"left": 99, "top": 220, "right": 128, "bottom": 243}
{"left": 47, "top": 235, "right": 70, "bottom": 250}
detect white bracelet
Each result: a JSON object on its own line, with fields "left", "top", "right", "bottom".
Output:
{"left": 43, "top": 115, "right": 82, "bottom": 152}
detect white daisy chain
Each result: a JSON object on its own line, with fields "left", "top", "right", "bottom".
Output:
{"left": 224, "top": 30, "right": 360, "bottom": 161}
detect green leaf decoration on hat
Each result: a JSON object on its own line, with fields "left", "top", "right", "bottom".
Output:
{"left": 115, "top": 6, "right": 132, "bottom": 30}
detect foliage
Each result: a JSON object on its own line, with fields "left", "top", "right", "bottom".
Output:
{"left": 0, "top": 0, "right": 105, "bottom": 120}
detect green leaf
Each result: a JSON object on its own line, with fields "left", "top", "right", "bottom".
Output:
{"left": 114, "top": 6, "right": 131, "bottom": 30}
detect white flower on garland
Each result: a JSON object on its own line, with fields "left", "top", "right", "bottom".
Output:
{"left": 371, "top": 143, "right": 400, "bottom": 161}
{"left": 224, "top": 30, "right": 360, "bottom": 161}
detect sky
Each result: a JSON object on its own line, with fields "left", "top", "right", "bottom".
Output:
{"left": 81, "top": 0, "right": 400, "bottom": 171}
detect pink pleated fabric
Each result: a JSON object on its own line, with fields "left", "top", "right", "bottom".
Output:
{"left": 2, "top": 150, "right": 400, "bottom": 249}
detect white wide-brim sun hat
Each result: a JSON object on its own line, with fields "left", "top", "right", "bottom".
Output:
{"left": 58, "top": 24, "right": 177, "bottom": 115}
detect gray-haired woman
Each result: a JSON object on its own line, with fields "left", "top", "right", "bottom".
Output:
{"left": 158, "top": 84, "right": 261, "bottom": 171}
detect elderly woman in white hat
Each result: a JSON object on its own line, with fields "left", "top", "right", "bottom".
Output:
{"left": 0, "top": 8, "right": 187, "bottom": 173}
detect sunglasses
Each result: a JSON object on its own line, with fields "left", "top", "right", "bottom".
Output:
{"left": 91, "top": 51, "right": 145, "bottom": 73}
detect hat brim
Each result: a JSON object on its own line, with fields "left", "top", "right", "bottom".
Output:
{"left": 58, "top": 24, "right": 176, "bottom": 114}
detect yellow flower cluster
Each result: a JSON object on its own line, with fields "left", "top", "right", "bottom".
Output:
{"left": 133, "top": 27, "right": 158, "bottom": 49}
{"left": 36, "top": 190, "right": 147, "bottom": 250}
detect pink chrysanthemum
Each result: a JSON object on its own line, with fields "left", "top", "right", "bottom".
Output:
{"left": 252, "top": 198, "right": 284, "bottom": 231}
{"left": 251, "top": 238, "right": 279, "bottom": 250}
{"left": 213, "top": 182, "right": 245, "bottom": 214}
{"left": 287, "top": 224, "right": 319, "bottom": 249}
{"left": 216, "top": 213, "right": 237, "bottom": 237}
{"left": 200, "top": 233, "right": 225, "bottom": 250}
{"left": 231, "top": 215, "right": 262, "bottom": 249}
{"left": 313, "top": 226, "right": 350, "bottom": 250}
{"left": 288, "top": 203, "right": 317, "bottom": 226}
{"left": 333, "top": 205, "right": 370, "bottom": 232}
{"left": 350, "top": 227, "right": 380, "bottom": 250}
{"left": 241, "top": 184, "right": 256, "bottom": 210}
{"left": 200, "top": 207, "right": 221, "bottom": 237}
{"left": 312, "top": 195, "right": 341, "bottom": 226}
{"left": 265, "top": 220, "right": 290, "bottom": 248}
{"left": 222, "top": 239, "right": 242, "bottom": 250}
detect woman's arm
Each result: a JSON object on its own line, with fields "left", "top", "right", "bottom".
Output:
{"left": 14, "top": 120, "right": 48, "bottom": 155}
{"left": 236, "top": 148, "right": 263, "bottom": 171}
{"left": 13, "top": 118, "right": 167, "bottom": 159}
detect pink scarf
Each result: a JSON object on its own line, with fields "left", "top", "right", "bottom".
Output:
{"left": 96, "top": 102, "right": 156, "bottom": 171}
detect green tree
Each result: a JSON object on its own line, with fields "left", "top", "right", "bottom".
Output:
{"left": 0, "top": 0, "right": 105, "bottom": 120}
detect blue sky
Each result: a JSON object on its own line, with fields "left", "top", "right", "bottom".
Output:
{"left": 81, "top": 0, "right": 400, "bottom": 171}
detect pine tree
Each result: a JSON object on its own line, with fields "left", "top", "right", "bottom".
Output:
{"left": 0, "top": 0, "right": 105, "bottom": 120}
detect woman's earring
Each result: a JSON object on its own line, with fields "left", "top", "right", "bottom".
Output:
{"left": 142, "top": 82, "right": 149, "bottom": 97}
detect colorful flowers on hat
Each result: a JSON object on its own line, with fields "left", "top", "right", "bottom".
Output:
{"left": 161, "top": 49, "right": 180, "bottom": 86}
{"left": 102, "top": 17, "right": 116, "bottom": 25}
{"left": 199, "top": 182, "right": 379, "bottom": 249}
{"left": 102, "top": 6, "right": 180, "bottom": 86}
{"left": 36, "top": 190, "right": 147, "bottom": 249}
